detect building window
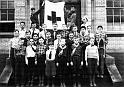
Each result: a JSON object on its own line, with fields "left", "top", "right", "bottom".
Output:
{"left": 0, "top": 0, "right": 14, "bottom": 21}
{"left": 106, "top": 0, "right": 124, "bottom": 31}
{"left": 0, "top": 0, "right": 15, "bottom": 33}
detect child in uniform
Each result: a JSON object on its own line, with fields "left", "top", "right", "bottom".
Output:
{"left": 45, "top": 41, "right": 56, "bottom": 87}
{"left": 15, "top": 38, "right": 26, "bottom": 87}
{"left": 36, "top": 37, "right": 46, "bottom": 86}
{"left": 70, "top": 37, "right": 83, "bottom": 87}
{"left": 26, "top": 38, "right": 36, "bottom": 86}
{"left": 85, "top": 38, "right": 99, "bottom": 87}
{"left": 9, "top": 30, "right": 20, "bottom": 81}
{"left": 55, "top": 39, "right": 68, "bottom": 87}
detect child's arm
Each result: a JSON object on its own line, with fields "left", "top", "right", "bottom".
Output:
{"left": 85, "top": 46, "right": 88, "bottom": 66}
{"left": 9, "top": 39, "right": 12, "bottom": 58}
{"left": 96, "top": 46, "right": 99, "bottom": 66}
{"left": 25, "top": 47, "right": 28, "bottom": 65}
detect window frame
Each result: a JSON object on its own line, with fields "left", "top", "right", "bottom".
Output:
{"left": 106, "top": 0, "right": 124, "bottom": 32}
{"left": 0, "top": 0, "right": 15, "bottom": 22}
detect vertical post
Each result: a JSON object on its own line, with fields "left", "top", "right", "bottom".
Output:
{"left": 91, "top": 0, "right": 95, "bottom": 33}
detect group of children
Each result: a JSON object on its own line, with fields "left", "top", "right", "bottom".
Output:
{"left": 9, "top": 21, "right": 107, "bottom": 87}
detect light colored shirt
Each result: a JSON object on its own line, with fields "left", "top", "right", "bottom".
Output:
{"left": 30, "top": 28, "right": 40, "bottom": 37}
{"left": 26, "top": 45, "right": 36, "bottom": 57}
{"left": 85, "top": 45, "right": 99, "bottom": 62}
{"left": 54, "top": 39, "right": 65, "bottom": 50}
{"left": 19, "top": 29, "right": 26, "bottom": 38}
{"left": 9, "top": 37, "right": 20, "bottom": 48}
{"left": 46, "top": 49, "right": 56, "bottom": 61}
{"left": 39, "top": 29, "right": 46, "bottom": 39}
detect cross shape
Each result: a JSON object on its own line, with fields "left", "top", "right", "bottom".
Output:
{"left": 47, "top": 11, "right": 61, "bottom": 24}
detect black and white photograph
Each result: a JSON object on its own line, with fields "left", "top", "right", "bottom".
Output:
{"left": 0, "top": 0, "right": 124, "bottom": 87}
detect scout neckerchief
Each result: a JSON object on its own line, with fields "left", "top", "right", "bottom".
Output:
{"left": 31, "top": 45, "right": 36, "bottom": 52}
{"left": 59, "top": 45, "right": 66, "bottom": 56}
{"left": 49, "top": 50, "right": 52, "bottom": 59}
{"left": 71, "top": 43, "right": 79, "bottom": 56}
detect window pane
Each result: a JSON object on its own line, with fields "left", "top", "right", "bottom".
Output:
{"left": 1, "top": 1, "right": 7, "bottom": 8}
{"left": 121, "top": 0, "right": 124, "bottom": 7}
{"left": 121, "top": 9, "right": 124, "bottom": 15}
{"left": 8, "top": 14, "right": 14, "bottom": 20}
{"left": 107, "top": 16, "right": 113, "bottom": 23}
{"left": 1, "top": 10, "right": 7, "bottom": 14}
{"left": 1, "top": 14, "right": 7, "bottom": 20}
{"left": 107, "top": 9, "right": 113, "bottom": 15}
{"left": 114, "top": 0, "right": 120, "bottom": 7}
{"left": 107, "top": 0, "right": 113, "bottom": 7}
{"left": 8, "top": 1, "right": 14, "bottom": 8}
{"left": 121, "top": 16, "right": 124, "bottom": 22}
{"left": 114, "top": 9, "right": 120, "bottom": 15}
{"left": 114, "top": 16, "right": 120, "bottom": 22}
{"left": 8, "top": 9, "right": 14, "bottom": 14}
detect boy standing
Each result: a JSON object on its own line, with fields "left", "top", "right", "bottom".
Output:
{"left": 70, "top": 37, "right": 83, "bottom": 87}
{"left": 45, "top": 41, "right": 56, "bottom": 87}
{"left": 85, "top": 38, "right": 99, "bottom": 87}
{"left": 55, "top": 39, "right": 68, "bottom": 87}
{"left": 36, "top": 37, "right": 46, "bottom": 86}
{"left": 15, "top": 38, "right": 26, "bottom": 87}
{"left": 26, "top": 38, "right": 36, "bottom": 86}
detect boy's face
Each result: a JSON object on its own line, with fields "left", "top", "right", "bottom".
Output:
{"left": 33, "top": 35, "right": 38, "bottom": 40}
{"left": 49, "top": 45, "right": 54, "bottom": 50}
{"left": 42, "top": 24, "right": 47, "bottom": 29}
{"left": 31, "top": 9, "right": 35, "bottom": 14}
{"left": 90, "top": 38, "right": 95, "bottom": 45}
{"left": 14, "top": 31, "right": 19, "bottom": 37}
{"left": 20, "top": 23, "right": 25, "bottom": 29}
{"left": 62, "top": 24, "right": 67, "bottom": 29}
{"left": 72, "top": 26, "right": 78, "bottom": 32}
{"left": 81, "top": 28, "right": 86, "bottom": 33}
{"left": 60, "top": 40, "right": 66, "bottom": 47}
{"left": 26, "top": 32, "right": 31, "bottom": 38}
{"left": 19, "top": 39, "right": 24, "bottom": 45}
{"left": 32, "top": 23, "right": 36, "bottom": 28}
{"left": 52, "top": 24, "right": 58, "bottom": 31}
{"left": 97, "top": 27, "right": 103, "bottom": 32}
{"left": 56, "top": 34, "right": 61, "bottom": 39}
{"left": 46, "top": 32, "right": 51, "bottom": 38}
{"left": 30, "top": 39, "right": 34, "bottom": 45}
{"left": 69, "top": 33, "right": 74, "bottom": 39}
{"left": 87, "top": 26, "right": 91, "bottom": 32}
{"left": 39, "top": 38, "right": 44, "bottom": 44}
{"left": 74, "top": 38, "right": 79, "bottom": 44}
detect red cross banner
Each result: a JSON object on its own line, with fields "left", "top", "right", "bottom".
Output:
{"left": 44, "top": 0, "right": 65, "bottom": 29}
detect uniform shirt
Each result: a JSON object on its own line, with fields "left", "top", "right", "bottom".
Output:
{"left": 26, "top": 45, "right": 36, "bottom": 57}
{"left": 46, "top": 49, "right": 56, "bottom": 61}
{"left": 15, "top": 45, "right": 26, "bottom": 56}
{"left": 85, "top": 45, "right": 99, "bottom": 62}
{"left": 39, "top": 29, "right": 47, "bottom": 39}
{"left": 19, "top": 29, "right": 26, "bottom": 38}
{"left": 10, "top": 37, "right": 20, "bottom": 48}
{"left": 30, "top": 28, "right": 40, "bottom": 37}
{"left": 54, "top": 39, "right": 65, "bottom": 50}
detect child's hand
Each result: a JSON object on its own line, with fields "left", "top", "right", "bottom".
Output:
{"left": 70, "top": 61, "right": 73, "bottom": 66}
{"left": 97, "top": 62, "right": 99, "bottom": 66}
{"left": 86, "top": 62, "right": 88, "bottom": 66}
{"left": 81, "top": 61, "right": 83, "bottom": 66}
{"left": 56, "top": 62, "right": 59, "bottom": 66}
{"left": 67, "top": 62, "right": 69, "bottom": 66}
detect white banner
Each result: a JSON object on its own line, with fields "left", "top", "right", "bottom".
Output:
{"left": 44, "top": 0, "right": 65, "bottom": 30}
